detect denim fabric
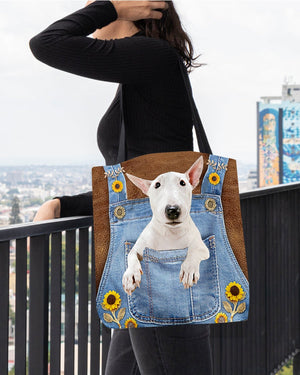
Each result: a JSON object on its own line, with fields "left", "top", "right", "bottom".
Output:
{"left": 96, "top": 154, "right": 250, "bottom": 328}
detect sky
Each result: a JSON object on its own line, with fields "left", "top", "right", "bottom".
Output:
{"left": 1, "top": 0, "right": 300, "bottom": 166}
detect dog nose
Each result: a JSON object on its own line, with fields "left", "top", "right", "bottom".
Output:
{"left": 165, "top": 205, "right": 181, "bottom": 220}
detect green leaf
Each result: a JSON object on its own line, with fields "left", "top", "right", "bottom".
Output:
{"left": 118, "top": 307, "right": 126, "bottom": 321}
{"left": 103, "top": 313, "right": 113, "bottom": 323}
{"left": 222, "top": 300, "right": 233, "bottom": 314}
{"left": 236, "top": 302, "right": 246, "bottom": 314}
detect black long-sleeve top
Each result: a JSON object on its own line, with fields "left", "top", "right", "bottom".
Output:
{"left": 29, "top": 0, "right": 194, "bottom": 217}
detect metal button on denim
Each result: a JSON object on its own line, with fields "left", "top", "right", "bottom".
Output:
{"left": 205, "top": 198, "right": 217, "bottom": 211}
{"left": 114, "top": 206, "right": 126, "bottom": 219}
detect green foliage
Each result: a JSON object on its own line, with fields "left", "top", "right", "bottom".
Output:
{"left": 9, "top": 196, "right": 22, "bottom": 224}
{"left": 9, "top": 304, "right": 15, "bottom": 326}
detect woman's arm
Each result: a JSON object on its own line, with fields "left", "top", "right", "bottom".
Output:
{"left": 33, "top": 198, "right": 61, "bottom": 222}
{"left": 54, "top": 191, "right": 93, "bottom": 217}
{"left": 33, "top": 191, "right": 93, "bottom": 221}
{"left": 29, "top": 1, "right": 178, "bottom": 84}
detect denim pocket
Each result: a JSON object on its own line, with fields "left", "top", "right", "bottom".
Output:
{"left": 124, "top": 235, "right": 219, "bottom": 325}
{"left": 190, "top": 235, "right": 220, "bottom": 320}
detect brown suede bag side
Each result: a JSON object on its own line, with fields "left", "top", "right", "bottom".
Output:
{"left": 92, "top": 151, "right": 248, "bottom": 291}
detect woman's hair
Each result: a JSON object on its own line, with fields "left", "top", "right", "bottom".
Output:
{"left": 133, "top": 1, "right": 204, "bottom": 73}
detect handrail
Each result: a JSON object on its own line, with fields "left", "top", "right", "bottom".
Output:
{"left": 240, "top": 181, "right": 300, "bottom": 199}
{"left": 0, "top": 216, "right": 93, "bottom": 241}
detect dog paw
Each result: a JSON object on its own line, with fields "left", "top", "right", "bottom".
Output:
{"left": 122, "top": 265, "right": 143, "bottom": 295}
{"left": 179, "top": 260, "right": 200, "bottom": 289}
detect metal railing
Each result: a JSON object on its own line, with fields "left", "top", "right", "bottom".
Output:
{"left": 0, "top": 182, "right": 299, "bottom": 374}
{"left": 210, "top": 181, "right": 300, "bottom": 375}
{"left": 0, "top": 217, "right": 111, "bottom": 375}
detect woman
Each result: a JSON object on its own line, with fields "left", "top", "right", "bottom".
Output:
{"left": 29, "top": 1, "right": 213, "bottom": 373}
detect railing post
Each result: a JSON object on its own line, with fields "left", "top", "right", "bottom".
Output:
{"left": 294, "top": 351, "right": 300, "bottom": 375}
{"left": 50, "top": 232, "right": 62, "bottom": 375}
{"left": 78, "top": 228, "right": 89, "bottom": 375}
{"left": 64, "top": 230, "right": 76, "bottom": 375}
{"left": 0, "top": 241, "right": 9, "bottom": 375}
{"left": 15, "top": 238, "right": 28, "bottom": 375}
{"left": 29, "top": 234, "right": 49, "bottom": 375}
{"left": 90, "top": 229, "right": 100, "bottom": 375}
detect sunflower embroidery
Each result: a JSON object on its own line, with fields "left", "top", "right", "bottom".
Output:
{"left": 222, "top": 281, "right": 246, "bottom": 322}
{"left": 208, "top": 172, "right": 220, "bottom": 185}
{"left": 112, "top": 180, "right": 123, "bottom": 193}
{"left": 215, "top": 312, "right": 228, "bottom": 323}
{"left": 124, "top": 318, "right": 138, "bottom": 328}
{"left": 102, "top": 290, "right": 125, "bottom": 328}
{"left": 102, "top": 290, "right": 121, "bottom": 311}
{"left": 225, "top": 281, "right": 245, "bottom": 302}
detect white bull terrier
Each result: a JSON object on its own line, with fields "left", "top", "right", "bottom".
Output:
{"left": 122, "top": 155, "right": 210, "bottom": 295}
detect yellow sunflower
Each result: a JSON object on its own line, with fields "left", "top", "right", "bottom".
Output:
{"left": 215, "top": 312, "right": 228, "bottom": 323}
{"left": 124, "top": 318, "right": 138, "bottom": 328}
{"left": 225, "top": 282, "right": 245, "bottom": 302}
{"left": 208, "top": 172, "right": 220, "bottom": 185}
{"left": 112, "top": 180, "right": 123, "bottom": 193}
{"left": 102, "top": 290, "right": 121, "bottom": 311}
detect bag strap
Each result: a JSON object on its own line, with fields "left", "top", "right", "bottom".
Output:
{"left": 116, "top": 82, "right": 127, "bottom": 163}
{"left": 116, "top": 54, "right": 212, "bottom": 163}
{"left": 176, "top": 54, "right": 212, "bottom": 155}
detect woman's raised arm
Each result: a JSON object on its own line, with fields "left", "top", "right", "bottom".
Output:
{"left": 29, "top": 1, "right": 178, "bottom": 84}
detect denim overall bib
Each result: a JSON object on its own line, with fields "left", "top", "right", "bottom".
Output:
{"left": 96, "top": 154, "right": 250, "bottom": 329}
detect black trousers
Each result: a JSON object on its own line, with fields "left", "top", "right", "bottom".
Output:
{"left": 104, "top": 324, "right": 213, "bottom": 375}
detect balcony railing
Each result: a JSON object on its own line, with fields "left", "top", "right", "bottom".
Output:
{"left": 0, "top": 182, "right": 299, "bottom": 375}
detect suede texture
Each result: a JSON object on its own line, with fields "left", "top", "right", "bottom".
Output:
{"left": 92, "top": 151, "right": 249, "bottom": 291}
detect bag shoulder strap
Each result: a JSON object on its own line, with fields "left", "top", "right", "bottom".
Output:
{"left": 116, "top": 53, "right": 212, "bottom": 163}
{"left": 176, "top": 53, "right": 212, "bottom": 155}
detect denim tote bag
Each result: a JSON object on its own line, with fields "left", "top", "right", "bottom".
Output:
{"left": 92, "top": 54, "right": 250, "bottom": 329}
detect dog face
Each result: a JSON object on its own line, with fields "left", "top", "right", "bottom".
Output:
{"left": 125, "top": 156, "right": 203, "bottom": 228}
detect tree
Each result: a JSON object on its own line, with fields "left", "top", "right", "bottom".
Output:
{"left": 9, "top": 196, "right": 22, "bottom": 224}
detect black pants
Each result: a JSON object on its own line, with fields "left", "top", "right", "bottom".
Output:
{"left": 104, "top": 324, "right": 213, "bottom": 375}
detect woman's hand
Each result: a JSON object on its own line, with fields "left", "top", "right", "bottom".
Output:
{"left": 85, "top": 0, "right": 168, "bottom": 21}
{"left": 33, "top": 198, "right": 61, "bottom": 222}
{"left": 85, "top": 0, "right": 95, "bottom": 6}
{"left": 111, "top": 1, "right": 168, "bottom": 21}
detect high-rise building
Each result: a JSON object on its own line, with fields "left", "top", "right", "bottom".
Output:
{"left": 257, "top": 84, "right": 300, "bottom": 187}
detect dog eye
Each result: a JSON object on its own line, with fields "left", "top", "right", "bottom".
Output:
{"left": 180, "top": 180, "right": 186, "bottom": 186}
{"left": 155, "top": 182, "right": 161, "bottom": 189}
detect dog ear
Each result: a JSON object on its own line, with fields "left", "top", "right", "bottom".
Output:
{"left": 125, "top": 173, "right": 152, "bottom": 196}
{"left": 185, "top": 156, "right": 203, "bottom": 189}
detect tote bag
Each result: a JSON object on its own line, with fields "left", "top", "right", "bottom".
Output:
{"left": 92, "top": 53, "right": 249, "bottom": 329}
